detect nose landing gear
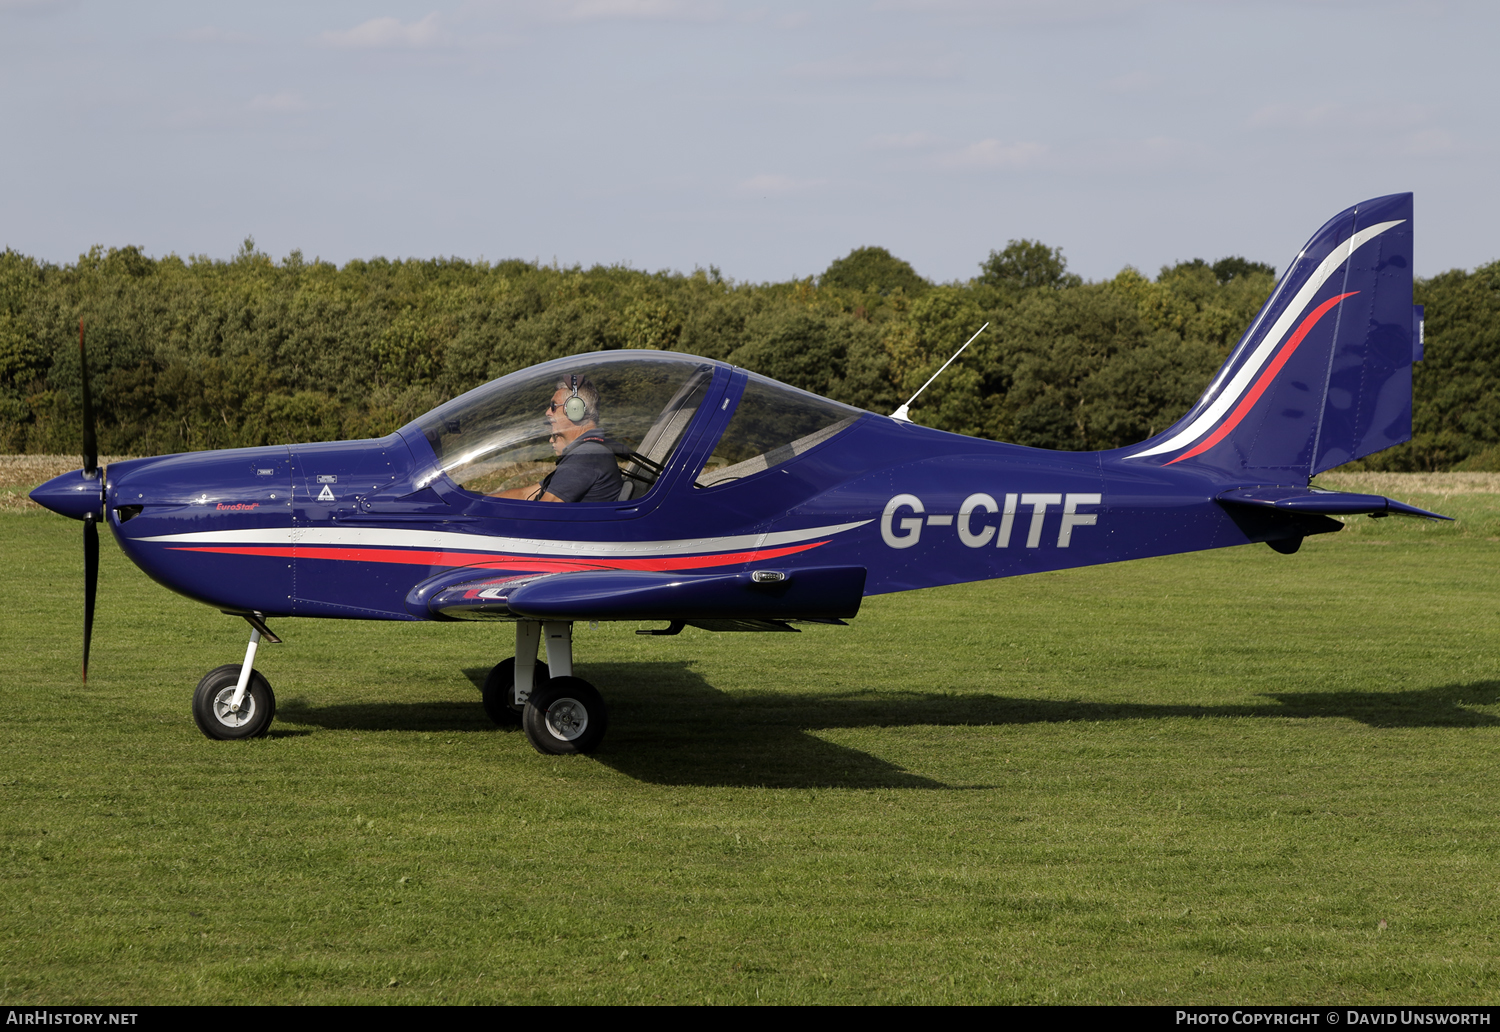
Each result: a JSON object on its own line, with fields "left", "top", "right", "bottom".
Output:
{"left": 192, "top": 613, "right": 280, "bottom": 740}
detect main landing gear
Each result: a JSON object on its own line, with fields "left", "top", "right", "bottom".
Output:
{"left": 482, "top": 620, "right": 609, "bottom": 755}
{"left": 193, "top": 614, "right": 280, "bottom": 740}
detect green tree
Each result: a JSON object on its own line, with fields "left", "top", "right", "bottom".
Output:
{"left": 986, "top": 284, "right": 1155, "bottom": 449}
{"left": 881, "top": 287, "right": 988, "bottom": 434}
{"left": 1405, "top": 262, "right": 1500, "bottom": 469}
{"left": 820, "top": 247, "right": 929, "bottom": 296}
{"left": 728, "top": 306, "right": 894, "bottom": 413}
{"left": 619, "top": 297, "right": 682, "bottom": 351}
{"left": 0, "top": 233, "right": 1488, "bottom": 473}
{"left": 1210, "top": 256, "right": 1275, "bottom": 285}
{"left": 978, "top": 239, "right": 1081, "bottom": 292}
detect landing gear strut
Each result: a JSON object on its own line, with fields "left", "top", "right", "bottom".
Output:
{"left": 481, "top": 658, "right": 550, "bottom": 726}
{"left": 487, "top": 621, "right": 609, "bottom": 754}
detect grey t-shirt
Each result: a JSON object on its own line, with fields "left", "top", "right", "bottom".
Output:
{"left": 541, "top": 433, "right": 624, "bottom": 503}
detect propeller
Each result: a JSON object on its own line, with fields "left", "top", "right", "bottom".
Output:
{"left": 80, "top": 319, "right": 100, "bottom": 684}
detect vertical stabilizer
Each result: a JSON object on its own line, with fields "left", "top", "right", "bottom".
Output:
{"left": 1127, "top": 193, "right": 1415, "bottom": 478}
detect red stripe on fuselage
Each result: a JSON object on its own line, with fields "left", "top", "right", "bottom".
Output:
{"left": 1165, "top": 291, "right": 1358, "bottom": 466}
{"left": 164, "top": 540, "right": 828, "bottom": 572}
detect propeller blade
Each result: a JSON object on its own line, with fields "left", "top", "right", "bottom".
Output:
{"left": 79, "top": 319, "right": 102, "bottom": 683}
{"left": 83, "top": 514, "right": 98, "bottom": 684}
{"left": 80, "top": 319, "right": 97, "bottom": 477}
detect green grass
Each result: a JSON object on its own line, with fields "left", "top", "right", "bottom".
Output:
{"left": 2, "top": 489, "right": 1499, "bottom": 1004}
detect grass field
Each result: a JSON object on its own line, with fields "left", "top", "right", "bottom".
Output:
{"left": 2, "top": 468, "right": 1498, "bottom": 1004}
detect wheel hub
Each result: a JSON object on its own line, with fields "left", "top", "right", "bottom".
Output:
{"left": 544, "top": 697, "right": 588, "bottom": 741}
{"left": 211, "top": 686, "right": 257, "bottom": 728}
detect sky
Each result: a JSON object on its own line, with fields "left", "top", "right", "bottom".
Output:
{"left": 1, "top": 0, "right": 1496, "bottom": 284}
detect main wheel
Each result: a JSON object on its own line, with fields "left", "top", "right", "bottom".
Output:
{"left": 192, "top": 663, "right": 276, "bottom": 740}
{"left": 481, "top": 658, "right": 550, "bottom": 727}
{"left": 523, "top": 677, "right": 608, "bottom": 755}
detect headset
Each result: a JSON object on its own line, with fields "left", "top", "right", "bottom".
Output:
{"left": 563, "top": 374, "right": 588, "bottom": 423}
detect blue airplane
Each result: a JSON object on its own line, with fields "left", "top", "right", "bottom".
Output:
{"left": 32, "top": 192, "right": 1445, "bottom": 756}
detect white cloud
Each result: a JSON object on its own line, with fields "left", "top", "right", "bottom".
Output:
{"left": 1077, "top": 134, "right": 1202, "bottom": 172}
{"left": 867, "top": 132, "right": 945, "bottom": 150}
{"left": 1102, "top": 70, "right": 1158, "bottom": 94}
{"left": 937, "top": 139, "right": 1049, "bottom": 170}
{"left": 1402, "top": 128, "right": 1456, "bottom": 156}
{"left": 0, "top": 0, "right": 73, "bottom": 12}
{"left": 873, "top": 0, "right": 1150, "bottom": 26}
{"left": 319, "top": 12, "right": 446, "bottom": 49}
{"left": 557, "top": 0, "right": 725, "bottom": 22}
{"left": 1247, "top": 102, "right": 1461, "bottom": 158}
{"left": 248, "top": 92, "right": 307, "bottom": 113}
{"left": 789, "top": 49, "right": 959, "bottom": 81}
{"left": 176, "top": 26, "right": 258, "bottom": 44}
{"left": 1249, "top": 103, "right": 1349, "bottom": 129}
{"left": 1248, "top": 102, "right": 1433, "bottom": 130}
{"left": 733, "top": 174, "right": 827, "bottom": 197}
{"left": 155, "top": 92, "right": 312, "bottom": 132}
{"left": 934, "top": 134, "right": 1207, "bottom": 174}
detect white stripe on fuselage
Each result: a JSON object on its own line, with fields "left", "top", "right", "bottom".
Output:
{"left": 138, "top": 520, "right": 874, "bottom": 557}
{"left": 1128, "top": 219, "right": 1403, "bottom": 460}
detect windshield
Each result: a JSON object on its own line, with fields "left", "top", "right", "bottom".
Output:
{"left": 413, "top": 354, "right": 716, "bottom": 501}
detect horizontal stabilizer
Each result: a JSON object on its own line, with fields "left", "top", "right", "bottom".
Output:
{"left": 415, "top": 565, "right": 867, "bottom": 622}
{"left": 1216, "top": 486, "right": 1450, "bottom": 521}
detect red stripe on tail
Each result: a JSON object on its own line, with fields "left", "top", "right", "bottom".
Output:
{"left": 1165, "top": 291, "right": 1358, "bottom": 466}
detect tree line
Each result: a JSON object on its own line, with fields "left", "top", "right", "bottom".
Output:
{"left": 0, "top": 237, "right": 1494, "bottom": 470}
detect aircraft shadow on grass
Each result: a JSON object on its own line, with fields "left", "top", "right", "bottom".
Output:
{"left": 271, "top": 663, "right": 1500, "bottom": 790}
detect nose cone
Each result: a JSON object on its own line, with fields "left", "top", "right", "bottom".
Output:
{"left": 31, "top": 469, "right": 104, "bottom": 521}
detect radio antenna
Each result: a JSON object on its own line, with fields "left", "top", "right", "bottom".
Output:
{"left": 890, "top": 322, "right": 989, "bottom": 422}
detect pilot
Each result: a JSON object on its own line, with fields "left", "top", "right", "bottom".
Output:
{"left": 491, "top": 375, "right": 625, "bottom": 503}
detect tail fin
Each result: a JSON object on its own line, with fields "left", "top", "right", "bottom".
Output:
{"left": 1127, "top": 193, "right": 1417, "bottom": 477}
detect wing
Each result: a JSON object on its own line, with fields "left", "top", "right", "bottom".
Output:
{"left": 405, "top": 565, "right": 867, "bottom": 632}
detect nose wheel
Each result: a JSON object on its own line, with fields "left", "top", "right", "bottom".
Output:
{"left": 193, "top": 664, "right": 276, "bottom": 740}
{"left": 193, "top": 615, "right": 280, "bottom": 740}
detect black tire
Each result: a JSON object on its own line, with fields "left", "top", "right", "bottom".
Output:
{"left": 523, "top": 677, "right": 608, "bottom": 756}
{"left": 192, "top": 663, "right": 276, "bottom": 740}
{"left": 481, "top": 658, "right": 550, "bottom": 727}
